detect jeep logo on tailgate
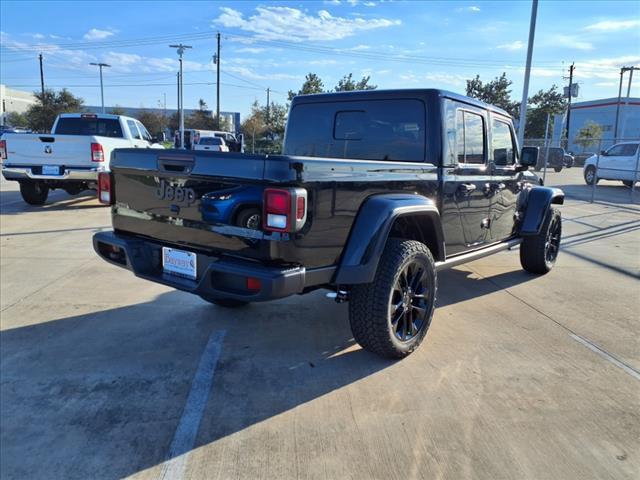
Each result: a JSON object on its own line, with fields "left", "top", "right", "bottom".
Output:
{"left": 156, "top": 179, "right": 195, "bottom": 205}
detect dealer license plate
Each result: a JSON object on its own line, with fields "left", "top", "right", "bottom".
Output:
{"left": 162, "top": 247, "right": 197, "bottom": 279}
{"left": 42, "top": 165, "right": 60, "bottom": 175}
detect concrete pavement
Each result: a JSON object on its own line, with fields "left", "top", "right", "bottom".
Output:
{"left": 1, "top": 169, "right": 639, "bottom": 480}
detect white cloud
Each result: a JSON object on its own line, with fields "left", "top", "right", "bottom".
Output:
{"left": 424, "top": 72, "right": 467, "bottom": 87}
{"left": 594, "top": 82, "right": 617, "bottom": 87}
{"left": 496, "top": 40, "right": 524, "bottom": 51}
{"left": 469, "top": 6, "right": 481, "bottom": 12}
{"left": 226, "top": 65, "right": 301, "bottom": 81}
{"left": 213, "top": 6, "right": 401, "bottom": 42}
{"left": 457, "top": 6, "right": 481, "bottom": 13}
{"left": 83, "top": 28, "right": 115, "bottom": 41}
{"left": 235, "top": 47, "right": 266, "bottom": 54}
{"left": 32, "top": 33, "right": 45, "bottom": 40}
{"left": 573, "top": 55, "right": 640, "bottom": 80}
{"left": 550, "top": 35, "right": 593, "bottom": 51}
{"left": 585, "top": 19, "right": 640, "bottom": 32}
{"left": 324, "top": 0, "right": 341, "bottom": 4}
{"left": 363, "top": 1, "right": 377, "bottom": 6}
{"left": 346, "top": 44, "right": 371, "bottom": 51}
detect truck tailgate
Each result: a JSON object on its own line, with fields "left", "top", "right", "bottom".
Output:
{"left": 110, "top": 149, "right": 291, "bottom": 261}
{"left": 4, "top": 134, "right": 95, "bottom": 167}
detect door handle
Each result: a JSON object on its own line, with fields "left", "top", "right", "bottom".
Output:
{"left": 458, "top": 183, "right": 476, "bottom": 194}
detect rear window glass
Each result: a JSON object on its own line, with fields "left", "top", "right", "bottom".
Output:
{"left": 55, "top": 117, "right": 123, "bottom": 138}
{"left": 284, "top": 99, "right": 426, "bottom": 162}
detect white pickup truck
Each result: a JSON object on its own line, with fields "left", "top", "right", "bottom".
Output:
{"left": 0, "top": 113, "right": 164, "bottom": 205}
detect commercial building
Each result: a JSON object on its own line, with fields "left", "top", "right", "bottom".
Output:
{"left": 566, "top": 97, "right": 640, "bottom": 151}
{"left": 0, "top": 84, "right": 39, "bottom": 125}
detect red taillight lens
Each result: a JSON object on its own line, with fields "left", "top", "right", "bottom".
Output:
{"left": 91, "top": 143, "right": 104, "bottom": 162}
{"left": 0, "top": 139, "right": 7, "bottom": 160}
{"left": 98, "top": 172, "right": 113, "bottom": 204}
{"left": 263, "top": 188, "right": 307, "bottom": 233}
{"left": 246, "top": 277, "right": 262, "bottom": 292}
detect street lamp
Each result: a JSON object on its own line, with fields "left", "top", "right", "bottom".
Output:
{"left": 169, "top": 44, "right": 192, "bottom": 149}
{"left": 89, "top": 62, "right": 111, "bottom": 113}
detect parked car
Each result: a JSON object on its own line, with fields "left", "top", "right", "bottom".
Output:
{"left": 93, "top": 89, "right": 563, "bottom": 359}
{"left": 0, "top": 113, "right": 164, "bottom": 205}
{"left": 583, "top": 142, "right": 639, "bottom": 187}
{"left": 194, "top": 136, "right": 229, "bottom": 152}
{"left": 534, "top": 146, "right": 565, "bottom": 172}
{"left": 563, "top": 152, "right": 574, "bottom": 168}
{"left": 0, "top": 125, "right": 31, "bottom": 136}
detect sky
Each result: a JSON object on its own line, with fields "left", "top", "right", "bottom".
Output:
{"left": 1, "top": 0, "right": 639, "bottom": 118}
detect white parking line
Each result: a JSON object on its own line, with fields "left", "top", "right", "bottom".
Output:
{"left": 159, "top": 329, "right": 227, "bottom": 480}
{"left": 569, "top": 333, "right": 640, "bottom": 381}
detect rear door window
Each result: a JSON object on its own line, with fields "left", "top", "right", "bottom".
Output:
{"left": 54, "top": 117, "right": 123, "bottom": 138}
{"left": 457, "top": 110, "right": 486, "bottom": 165}
{"left": 285, "top": 99, "right": 426, "bottom": 162}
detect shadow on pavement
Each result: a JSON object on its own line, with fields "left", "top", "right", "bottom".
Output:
{"left": 0, "top": 265, "right": 568, "bottom": 479}
{"left": 0, "top": 189, "right": 99, "bottom": 214}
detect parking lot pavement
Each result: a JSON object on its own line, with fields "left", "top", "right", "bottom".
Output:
{"left": 1, "top": 175, "right": 639, "bottom": 480}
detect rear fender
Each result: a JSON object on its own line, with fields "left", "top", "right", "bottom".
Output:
{"left": 519, "top": 186, "right": 564, "bottom": 236}
{"left": 334, "top": 194, "right": 444, "bottom": 285}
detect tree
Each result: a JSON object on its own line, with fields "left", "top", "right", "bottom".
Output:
{"left": 524, "top": 85, "right": 566, "bottom": 138}
{"left": 5, "top": 112, "right": 29, "bottom": 128}
{"left": 241, "top": 101, "right": 267, "bottom": 153}
{"left": 109, "top": 105, "right": 127, "bottom": 115}
{"left": 135, "top": 110, "right": 167, "bottom": 136}
{"left": 25, "top": 88, "right": 84, "bottom": 132}
{"left": 288, "top": 73, "right": 325, "bottom": 101}
{"left": 334, "top": 73, "right": 377, "bottom": 92}
{"left": 187, "top": 98, "right": 217, "bottom": 130}
{"left": 466, "top": 72, "right": 519, "bottom": 118}
{"left": 575, "top": 121, "right": 603, "bottom": 152}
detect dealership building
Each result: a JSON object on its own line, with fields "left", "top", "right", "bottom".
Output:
{"left": 564, "top": 97, "right": 640, "bottom": 151}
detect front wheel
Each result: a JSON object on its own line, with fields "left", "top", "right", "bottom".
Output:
{"left": 349, "top": 239, "right": 437, "bottom": 359}
{"left": 520, "top": 208, "right": 562, "bottom": 274}
{"left": 20, "top": 181, "right": 49, "bottom": 205}
{"left": 584, "top": 166, "right": 598, "bottom": 185}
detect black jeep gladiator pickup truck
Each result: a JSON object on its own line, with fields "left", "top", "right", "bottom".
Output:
{"left": 94, "top": 89, "right": 564, "bottom": 358}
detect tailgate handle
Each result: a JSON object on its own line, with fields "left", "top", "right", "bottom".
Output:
{"left": 157, "top": 156, "right": 194, "bottom": 174}
{"left": 39, "top": 137, "right": 55, "bottom": 143}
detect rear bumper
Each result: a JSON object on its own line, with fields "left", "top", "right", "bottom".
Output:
{"left": 1, "top": 165, "right": 99, "bottom": 182}
{"left": 93, "top": 231, "right": 321, "bottom": 302}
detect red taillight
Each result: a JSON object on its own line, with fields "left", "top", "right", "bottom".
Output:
{"left": 246, "top": 277, "right": 262, "bottom": 292}
{"left": 262, "top": 188, "right": 307, "bottom": 233}
{"left": 0, "top": 139, "right": 7, "bottom": 160}
{"left": 98, "top": 172, "right": 113, "bottom": 205}
{"left": 91, "top": 143, "right": 104, "bottom": 162}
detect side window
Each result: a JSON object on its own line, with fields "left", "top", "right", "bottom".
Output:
{"left": 623, "top": 144, "right": 638, "bottom": 156}
{"left": 460, "top": 111, "right": 486, "bottom": 165}
{"left": 137, "top": 122, "right": 152, "bottom": 142}
{"left": 606, "top": 144, "right": 625, "bottom": 156}
{"left": 492, "top": 118, "right": 516, "bottom": 166}
{"left": 127, "top": 120, "right": 141, "bottom": 140}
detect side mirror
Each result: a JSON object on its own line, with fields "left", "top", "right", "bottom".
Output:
{"left": 519, "top": 146, "right": 539, "bottom": 169}
{"left": 600, "top": 150, "right": 607, "bottom": 156}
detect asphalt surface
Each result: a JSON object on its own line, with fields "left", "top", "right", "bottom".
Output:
{"left": 1, "top": 168, "right": 639, "bottom": 480}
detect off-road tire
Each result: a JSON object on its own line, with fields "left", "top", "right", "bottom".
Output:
{"left": 20, "top": 181, "right": 49, "bottom": 205}
{"left": 349, "top": 238, "right": 437, "bottom": 359}
{"left": 520, "top": 208, "right": 562, "bottom": 274}
{"left": 199, "top": 296, "right": 248, "bottom": 308}
{"left": 584, "top": 166, "right": 598, "bottom": 185}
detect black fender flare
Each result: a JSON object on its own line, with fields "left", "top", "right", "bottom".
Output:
{"left": 519, "top": 186, "right": 564, "bottom": 236}
{"left": 334, "top": 194, "right": 444, "bottom": 285}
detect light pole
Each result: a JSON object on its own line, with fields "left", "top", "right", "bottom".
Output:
{"left": 89, "top": 62, "right": 111, "bottom": 113}
{"left": 169, "top": 44, "right": 192, "bottom": 149}
{"left": 517, "top": 0, "right": 538, "bottom": 150}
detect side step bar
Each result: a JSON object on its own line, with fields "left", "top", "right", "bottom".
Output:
{"left": 435, "top": 238, "right": 522, "bottom": 272}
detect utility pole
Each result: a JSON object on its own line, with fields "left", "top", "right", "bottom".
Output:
{"left": 613, "top": 67, "right": 626, "bottom": 141}
{"left": 564, "top": 63, "right": 575, "bottom": 146}
{"left": 517, "top": 0, "right": 538, "bottom": 150}
{"left": 215, "top": 32, "right": 221, "bottom": 129}
{"left": 89, "top": 62, "right": 111, "bottom": 113}
{"left": 169, "top": 44, "right": 192, "bottom": 149}
{"left": 38, "top": 53, "right": 45, "bottom": 99}
{"left": 619, "top": 66, "right": 637, "bottom": 139}
{"left": 266, "top": 87, "right": 270, "bottom": 124}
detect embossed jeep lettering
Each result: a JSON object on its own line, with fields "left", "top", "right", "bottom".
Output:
{"left": 155, "top": 179, "right": 195, "bottom": 205}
